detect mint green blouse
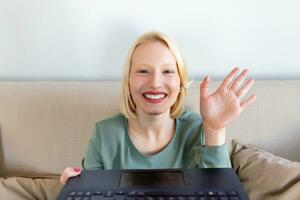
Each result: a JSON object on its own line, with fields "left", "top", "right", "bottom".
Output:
{"left": 82, "top": 110, "right": 231, "bottom": 169}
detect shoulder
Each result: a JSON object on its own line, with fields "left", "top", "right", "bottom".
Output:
{"left": 176, "top": 110, "right": 204, "bottom": 145}
{"left": 177, "top": 110, "right": 202, "bottom": 124}
{"left": 95, "top": 113, "right": 125, "bottom": 129}
{"left": 94, "top": 113, "right": 126, "bottom": 138}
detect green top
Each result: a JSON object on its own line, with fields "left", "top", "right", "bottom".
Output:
{"left": 82, "top": 110, "right": 231, "bottom": 170}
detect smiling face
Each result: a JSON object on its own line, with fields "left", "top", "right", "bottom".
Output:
{"left": 129, "top": 41, "right": 181, "bottom": 117}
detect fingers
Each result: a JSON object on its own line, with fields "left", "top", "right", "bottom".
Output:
{"left": 200, "top": 76, "right": 211, "bottom": 98}
{"left": 227, "top": 68, "right": 256, "bottom": 110}
{"left": 235, "top": 79, "right": 255, "bottom": 99}
{"left": 60, "top": 167, "right": 81, "bottom": 185}
{"left": 228, "top": 69, "right": 248, "bottom": 93}
{"left": 240, "top": 94, "right": 257, "bottom": 110}
{"left": 220, "top": 67, "right": 240, "bottom": 90}
{"left": 201, "top": 67, "right": 255, "bottom": 101}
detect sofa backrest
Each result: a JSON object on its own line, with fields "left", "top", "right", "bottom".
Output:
{"left": 0, "top": 81, "right": 299, "bottom": 177}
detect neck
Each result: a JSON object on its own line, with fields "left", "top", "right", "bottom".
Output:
{"left": 128, "top": 110, "right": 175, "bottom": 140}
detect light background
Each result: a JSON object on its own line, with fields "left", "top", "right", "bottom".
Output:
{"left": 1, "top": 0, "right": 299, "bottom": 80}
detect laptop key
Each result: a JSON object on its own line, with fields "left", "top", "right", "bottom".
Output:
{"left": 207, "top": 191, "right": 215, "bottom": 196}
{"left": 69, "top": 191, "right": 76, "bottom": 196}
{"left": 197, "top": 192, "right": 205, "bottom": 196}
{"left": 128, "top": 191, "right": 136, "bottom": 196}
{"left": 76, "top": 191, "right": 84, "bottom": 196}
{"left": 125, "top": 197, "right": 135, "bottom": 200}
{"left": 227, "top": 191, "right": 238, "bottom": 196}
{"left": 91, "top": 197, "right": 114, "bottom": 200}
{"left": 137, "top": 192, "right": 145, "bottom": 196}
{"left": 94, "top": 192, "right": 103, "bottom": 195}
{"left": 85, "top": 191, "right": 92, "bottom": 196}
{"left": 104, "top": 191, "right": 113, "bottom": 197}
{"left": 187, "top": 197, "right": 196, "bottom": 200}
{"left": 229, "top": 197, "right": 240, "bottom": 200}
{"left": 177, "top": 196, "right": 184, "bottom": 200}
{"left": 216, "top": 191, "right": 226, "bottom": 196}
{"left": 218, "top": 197, "right": 229, "bottom": 200}
{"left": 116, "top": 191, "right": 125, "bottom": 195}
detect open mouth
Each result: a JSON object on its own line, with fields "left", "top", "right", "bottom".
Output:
{"left": 142, "top": 92, "right": 168, "bottom": 103}
{"left": 143, "top": 93, "right": 167, "bottom": 100}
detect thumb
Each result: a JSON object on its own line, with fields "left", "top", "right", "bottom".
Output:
{"left": 200, "top": 76, "right": 210, "bottom": 98}
{"left": 60, "top": 167, "right": 81, "bottom": 185}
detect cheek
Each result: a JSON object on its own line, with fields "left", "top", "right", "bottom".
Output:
{"left": 129, "top": 75, "right": 144, "bottom": 93}
{"left": 167, "top": 77, "right": 181, "bottom": 94}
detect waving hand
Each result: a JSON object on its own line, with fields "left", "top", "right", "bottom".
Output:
{"left": 200, "top": 68, "right": 256, "bottom": 145}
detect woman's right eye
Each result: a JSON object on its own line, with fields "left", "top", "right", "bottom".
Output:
{"left": 137, "top": 69, "right": 148, "bottom": 73}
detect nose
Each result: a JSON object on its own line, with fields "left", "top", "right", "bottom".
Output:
{"left": 148, "top": 71, "right": 162, "bottom": 89}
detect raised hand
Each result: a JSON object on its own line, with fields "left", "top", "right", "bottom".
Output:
{"left": 199, "top": 68, "right": 256, "bottom": 145}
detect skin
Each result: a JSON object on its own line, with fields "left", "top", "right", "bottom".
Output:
{"left": 200, "top": 68, "right": 256, "bottom": 145}
{"left": 127, "top": 41, "right": 181, "bottom": 155}
{"left": 60, "top": 41, "right": 256, "bottom": 184}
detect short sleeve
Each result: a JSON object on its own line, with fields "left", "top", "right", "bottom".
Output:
{"left": 82, "top": 127, "right": 104, "bottom": 170}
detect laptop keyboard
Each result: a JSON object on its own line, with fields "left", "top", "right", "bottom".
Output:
{"left": 65, "top": 189, "right": 241, "bottom": 200}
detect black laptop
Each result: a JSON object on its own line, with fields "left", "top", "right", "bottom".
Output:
{"left": 57, "top": 168, "right": 248, "bottom": 200}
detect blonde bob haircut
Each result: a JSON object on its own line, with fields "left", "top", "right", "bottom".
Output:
{"left": 120, "top": 31, "right": 191, "bottom": 119}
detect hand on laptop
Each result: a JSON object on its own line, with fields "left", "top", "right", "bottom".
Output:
{"left": 60, "top": 167, "right": 81, "bottom": 185}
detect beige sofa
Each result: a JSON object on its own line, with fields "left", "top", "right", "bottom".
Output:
{"left": 0, "top": 81, "right": 300, "bottom": 200}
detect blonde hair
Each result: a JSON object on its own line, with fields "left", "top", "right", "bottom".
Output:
{"left": 120, "top": 31, "right": 191, "bottom": 119}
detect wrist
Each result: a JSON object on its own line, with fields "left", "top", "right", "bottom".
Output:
{"left": 203, "top": 121, "right": 226, "bottom": 146}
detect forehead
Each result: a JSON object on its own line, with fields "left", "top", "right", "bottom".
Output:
{"left": 131, "top": 41, "right": 177, "bottom": 66}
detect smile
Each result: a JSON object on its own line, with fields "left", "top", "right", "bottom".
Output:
{"left": 142, "top": 92, "right": 167, "bottom": 103}
{"left": 143, "top": 94, "right": 166, "bottom": 100}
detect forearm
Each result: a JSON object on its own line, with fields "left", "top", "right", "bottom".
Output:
{"left": 203, "top": 121, "right": 226, "bottom": 146}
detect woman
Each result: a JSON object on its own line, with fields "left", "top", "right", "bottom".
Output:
{"left": 60, "top": 31, "right": 256, "bottom": 184}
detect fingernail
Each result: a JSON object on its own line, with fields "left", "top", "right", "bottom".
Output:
{"left": 73, "top": 167, "right": 81, "bottom": 172}
{"left": 204, "top": 76, "right": 208, "bottom": 81}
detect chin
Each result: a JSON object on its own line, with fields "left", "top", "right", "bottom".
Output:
{"left": 142, "top": 109, "right": 170, "bottom": 116}
{"left": 147, "top": 112, "right": 164, "bottom": 116}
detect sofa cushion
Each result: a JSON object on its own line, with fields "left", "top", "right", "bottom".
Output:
{"left": 231, "top": 140, "right": 300, "bottom": 200}
{"left": 0, "top": 177, "right": 62, "bottom": 200}
{"left": 0, "top": 82, "right": 123, "bottom": 177}
{"left": 1, "top": 81, "right": 300, "bottom": 176}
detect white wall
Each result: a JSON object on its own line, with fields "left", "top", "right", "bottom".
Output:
{"left": 0, "top": 0, "right": 299, "bottom": 80}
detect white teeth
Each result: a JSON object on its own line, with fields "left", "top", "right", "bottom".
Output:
{"left": 144, "top": 94, "right": 166, "bottom": 100}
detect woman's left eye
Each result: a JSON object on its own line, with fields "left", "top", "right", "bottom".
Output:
{"left": 163, "top": 70, "right": 175, "bottom": 74}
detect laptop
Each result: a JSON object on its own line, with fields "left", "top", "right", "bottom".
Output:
{"left": 57, "top": 168, "right": 248, "bottom": 200}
